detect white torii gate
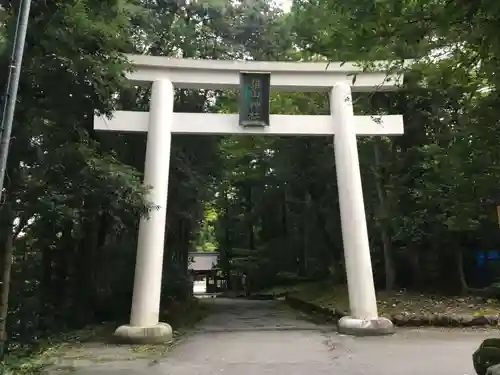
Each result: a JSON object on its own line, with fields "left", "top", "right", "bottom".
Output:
{"left": 95, "top": 55, "right": 405, "bottom": 343}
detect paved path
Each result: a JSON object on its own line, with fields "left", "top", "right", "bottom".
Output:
{"left": 49, "top": 298, "right": 494, "bottom": 374}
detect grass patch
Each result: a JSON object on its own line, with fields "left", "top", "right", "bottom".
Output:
{"left": 1, "top": 324, "right": 116, "bottom": 375}
{"left": 2, "top": 298, "right": 211, "bottom": 375}
{"left": 289, "top": 280, "right": 500, "bottom": 317}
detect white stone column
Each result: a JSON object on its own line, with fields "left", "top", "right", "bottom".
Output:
{"left": 331, "top": 82, "right": 394, "bottom": 336}
{"left": 114, "top": 80, "right": 174, "bottom": 344}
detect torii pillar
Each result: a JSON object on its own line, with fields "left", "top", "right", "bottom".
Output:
{"left": 332, "top": 82, "right": 393, "bottom": 335}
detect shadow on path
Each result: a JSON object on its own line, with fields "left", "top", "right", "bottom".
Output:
{"left": 191, "top": 298, "right": 331, "bottom": 333}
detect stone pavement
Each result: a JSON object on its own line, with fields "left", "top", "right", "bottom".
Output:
{"left": 46, "top": 298, "right": 494, "bottom": 374}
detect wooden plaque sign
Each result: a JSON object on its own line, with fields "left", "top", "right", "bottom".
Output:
{"left": 239, "top": 72, "right": 271, "bottom": 127}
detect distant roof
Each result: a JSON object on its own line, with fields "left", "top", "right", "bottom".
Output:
{"left": 188, "top": 252, "right": 219, "bottom": 271}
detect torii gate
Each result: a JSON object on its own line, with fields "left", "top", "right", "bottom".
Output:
{"left": 94, "top": 55, "right": 405, "bottom": 343}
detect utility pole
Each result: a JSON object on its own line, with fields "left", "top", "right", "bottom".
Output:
{"left": 0, "top": 0, "right": 32, "bottom": 198}
{"left": 0, "top": 0, "right": 32, "bottom": 361}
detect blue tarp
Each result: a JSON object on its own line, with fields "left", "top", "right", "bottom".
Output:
{"left": 476, "top": 250, "right": 500, "bottom": 284}
{"left": 477, "top": 250, "right": 500, "bottom": 265}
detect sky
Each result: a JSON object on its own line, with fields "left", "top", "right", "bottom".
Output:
{"left": 278, "top": 0, "right": 292, "bottom": 12}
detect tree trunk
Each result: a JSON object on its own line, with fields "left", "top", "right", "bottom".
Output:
{"left": 408, "top": 249, "right": 423, "bottom": 289}
{"left": 53, "top": 224, "right": 72, "bottom": 325}
{"left": 380, "top": 229, "right": 395, "bottom": 290}
{"left": 373, "top": 139, "right": 396, "bottom": 291}
{"left": 40, "top": 238, "right": 55, "bottom": 332}
{"left": 282, "top": 186, "right": 294, "bottom": 272}
{"left": 0, "top": 206, "right": 14, "bottom": 359}
{"left": 281, "top": 188, "right": 288, "bottom": 238}
{"left": 73, "top": 201, "right": 100, "bottom": 327}
{"left": 456, "top": 247, "right": 468, "bottom": 295}
{"left": 180, "top": 218, "right": 191, "bottom": 275}
{"left": 245, "top": 184, "right": 255, "bottom": 250}
{"left": 223, "top": 191, "right": 232, "bottom": 290}
{"left": 299, "top": 191, "right": 312, "bottom": 277}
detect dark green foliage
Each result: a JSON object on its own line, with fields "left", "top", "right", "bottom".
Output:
{"left": 474, "top": 339, "right": 500, "bottom": 375}
{"left": 486, "top": 283, "right": 500, "bottom": 300}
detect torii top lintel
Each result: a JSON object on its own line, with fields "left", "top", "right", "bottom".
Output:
{"left": 126, "top": 54, "right": 405, "bottom": 92}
